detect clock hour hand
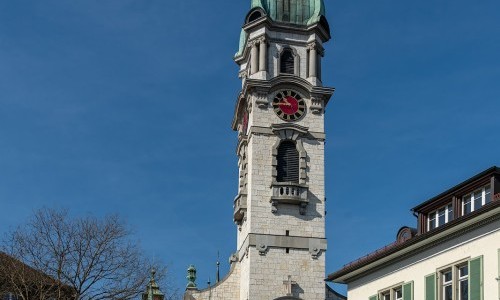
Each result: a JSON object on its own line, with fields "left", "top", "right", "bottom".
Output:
{"left": 278, "top": 99, "right": 292, "bottom": 106}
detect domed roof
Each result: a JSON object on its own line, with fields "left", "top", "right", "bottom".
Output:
{"left": 235, "top": 0, "right": 329, "bottom": 58}
{"left": 251, "top": 0, "right": 325, "bottom": 25}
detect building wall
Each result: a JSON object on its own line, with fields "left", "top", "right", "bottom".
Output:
{"left": 247, "top": 247, "right": 326, "bottom": 299}
{"left": 245, "top": 133, "right": 325, "bottom": 238}
{"left": 236, "top": 90, "right": 326, "bottom": 298}
{"left": 200, "top": 8, "right": 333, "bottom": 299}
{"left": 347, "top": 218, "right": 500, "bottom": 299}
{"left": 185, "top": 262, "right": 241, "bottom": 300}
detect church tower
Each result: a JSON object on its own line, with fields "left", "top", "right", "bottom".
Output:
{"left": 185, "top": 1, "right": 334, "bottom": 299}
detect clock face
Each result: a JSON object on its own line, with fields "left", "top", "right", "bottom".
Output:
{"left": 272, "top": 90, "right": 306, "bottom": 121}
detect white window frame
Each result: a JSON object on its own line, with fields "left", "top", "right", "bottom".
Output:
{"left": 378, "top": 284, "right": 403, "bottom": 300}
{"left": 437, "top": 260, "right": 469, "bottom": 300}
{"left": 457, "top": 265, "right": 468, "bottom": 300}
{"left": 441, "top": 269, "right": 452, "bottom": 300}
{"left": 461, "top": 184, "right": 491, "bottom": 215}
{"left": 394, "top": 287, "right": 403, "bottom": 300}
{"left": 427, "top": 204, "right": 453, "bottom": 230}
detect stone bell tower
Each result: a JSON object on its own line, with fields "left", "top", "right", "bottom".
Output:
{"left": 184, "top": 1, "right": 334, "bottom": 299}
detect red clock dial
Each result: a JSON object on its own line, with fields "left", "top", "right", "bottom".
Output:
{"left": 272, "top": 90, "right": 306, "bottom": 121}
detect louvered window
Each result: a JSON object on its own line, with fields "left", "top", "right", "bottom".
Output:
{"left": 280, "top": 49, "right": 295, "bottom": 74}
{"left": 276, "top": 141, "right": 299, "bottom": 183}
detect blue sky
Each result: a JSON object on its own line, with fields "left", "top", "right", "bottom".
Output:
{"left": 1, "top": 0, "right": 499, "bottom": 296}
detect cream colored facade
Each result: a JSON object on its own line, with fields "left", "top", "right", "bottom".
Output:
{"left": 348, "top": 212, "right": 500, "bottom": 300}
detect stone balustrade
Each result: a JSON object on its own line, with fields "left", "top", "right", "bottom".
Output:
{"left": 233, "top": 193, "right": 247, "bottom": 224}
{"left": 271, "top": 183, "right": 309, "bottom": 215}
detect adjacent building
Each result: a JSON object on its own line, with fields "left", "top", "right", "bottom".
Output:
{"left": 328, "top": 166, "right": 500, "bottom": 300}
{"left": 0, "top": 252, "right": 75, "bottom": 300}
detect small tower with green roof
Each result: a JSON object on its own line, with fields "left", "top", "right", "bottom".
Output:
{"left": 142, "top": 269, "right": 165, "bottom": 300}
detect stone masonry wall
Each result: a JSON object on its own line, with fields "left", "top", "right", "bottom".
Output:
{"left": 248, "top": 247, "right": 326, "bottom": 299}
{"left": 185, "top": 261, "right": 240, "bottom": 300}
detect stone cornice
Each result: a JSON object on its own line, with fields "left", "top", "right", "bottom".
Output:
{"left": 237, "top": 233, "right": 327, "bottom": 260}
{"left": 248, "top": 126, "right": 325, "bottom": 140}
{"left": 271, "top": 123, "right": 309, "bottom": 135}
{"left": 234, "top": 16, "right": 330, "bottom": 63}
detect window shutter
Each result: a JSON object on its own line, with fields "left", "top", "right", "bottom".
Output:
{"left": 276, "top": 141, "right": 299, "bottom": 182}
{"left": 469, "top": 256, "right": 483, "bottom": 300}
{"left": 402, "top": 281, "right": 414, "bottom": 300}
{"left": 369, "top": 295, "right": 378, "bottom": 300}
{"left": 425, "top": 273, "right": 436, "bottom": 300}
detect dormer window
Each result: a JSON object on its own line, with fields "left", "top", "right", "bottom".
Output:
{"left": 427, "top": 204, "right": 453, "bottom": 231}
{"left": 280, "top": 48, "right": 295, "bottom": 74}
{"left": 247, "top": 10, "right": 262, "bottom": 23}
{"left": 462, "top": 184, "right": 491, "bottom": 215}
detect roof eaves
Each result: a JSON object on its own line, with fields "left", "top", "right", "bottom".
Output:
{"left": 411, "top": 166, "right": 499, "bottom": 212}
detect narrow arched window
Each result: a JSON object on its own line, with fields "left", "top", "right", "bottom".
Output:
{"left": 280, "top": 49, "right": 295, "bottom": 74}
{"left": 276, "top": 141, "right": 299, "bottom": 183}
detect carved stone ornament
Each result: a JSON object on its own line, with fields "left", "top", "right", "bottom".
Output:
{"left": 309, "top": 247, "right": 321, "bottom": 259}
{"left": 238, "top": 69, "right": 247, "bottom": 79}
{"left": 307, "top": 41, "right": 325, "bottom": 56}
{"left": 271, "top": 199, "right": 279, "bottom": 213}
{"left": 310, "top": 96, "right": 324, "bottom": 114}
{"left": 229, "top": 253, "right": 238, "bottom": 264}
{"left": 254, "top": 91, "right": 268, "bottom": 109}
{"left": 257, "top": 244, "right": 268, "bottom": 255}
{"left": 247, "top": 39, "right": 258, "bottom": 48}
{"left": 306, "top": 41, "right": 317, "bottom": 51}
{"left": 256, "top": 35, "right": 267, "bottom": 45}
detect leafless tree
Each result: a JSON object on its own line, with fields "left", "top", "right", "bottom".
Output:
{"left": 1, "top": 208, "right": 179, "bottom": 300}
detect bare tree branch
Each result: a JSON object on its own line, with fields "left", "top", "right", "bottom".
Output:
{"left": 1, "top": 208, "right": 180, "bottom": 300}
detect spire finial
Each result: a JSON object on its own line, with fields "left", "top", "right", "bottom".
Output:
{"left": 141, "top": 266, "right": 164, "bottom": 300}
{"left": 216, "top": 252, "right": 220, "bottom": 283}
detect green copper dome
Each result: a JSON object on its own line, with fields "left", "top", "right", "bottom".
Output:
{"left": 251, "top": 0, "right": 325, "bottom": 25}
{"left": 235, "top": 0, "right": 328, "bottom": 57}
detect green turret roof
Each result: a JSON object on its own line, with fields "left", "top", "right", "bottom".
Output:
{"left": 142, "top": 269, "right": 164, "bottom": 300}
{"left": 251, "top": 0, "right": 326, "bottom": 26}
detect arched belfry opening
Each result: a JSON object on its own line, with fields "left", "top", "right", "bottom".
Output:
{"left": 280, "top": 48, "right": 295, "bottom": 74}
